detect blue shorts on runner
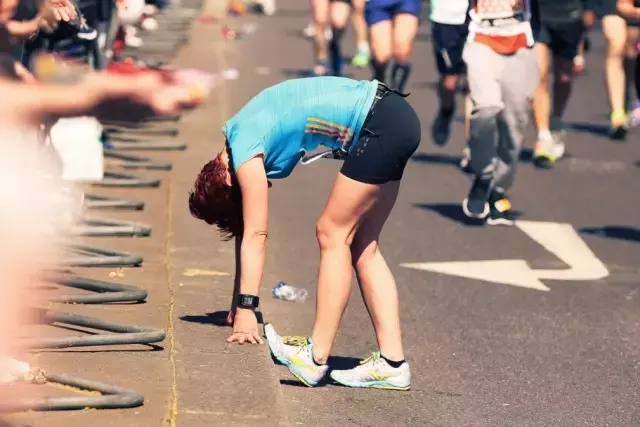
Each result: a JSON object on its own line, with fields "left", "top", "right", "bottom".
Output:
{"left": 365, "top": 0, "right": 422, "bottom": 27}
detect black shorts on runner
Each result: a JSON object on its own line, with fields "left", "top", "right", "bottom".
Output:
{"left": 330, "top": 0, "right": 352, "bottom": 4}
{"left": 598, "top": 0, "right": 618, "bottom": 16}
{"left": 535, "top": 20, "right": 584, "bottom": 60}
{"left": 341, "top": 85, "right": 421, "bottom": 184}
{"left": 431, "top": 21, "right": 468, "bottom": 76}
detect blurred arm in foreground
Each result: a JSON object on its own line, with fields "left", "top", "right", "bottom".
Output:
{"left": 0, "top": 67, "right": 206, "bottom": 126}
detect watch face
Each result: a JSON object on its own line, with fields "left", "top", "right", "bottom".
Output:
{"left": 241, "top": 295, "right": 253, "bottom": 306}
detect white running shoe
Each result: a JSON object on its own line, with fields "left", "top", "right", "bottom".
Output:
{"left": 330, "top": 352, "right": 411, "bottom": 390}
{"left": 265, "top": 323, "right": 329, "bottom": 387}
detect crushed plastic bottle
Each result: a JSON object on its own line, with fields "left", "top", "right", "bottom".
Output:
{"left": 272, "top": 282, "right": 308, "bottom": 302}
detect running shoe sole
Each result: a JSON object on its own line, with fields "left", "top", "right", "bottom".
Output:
{"left": 462, "top": 198, "right": 489, "bottom": 219}
{"left": 330, "top": 376, "right": 410, "bottom": 391}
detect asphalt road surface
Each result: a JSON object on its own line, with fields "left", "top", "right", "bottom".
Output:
{"left": 218, "top": 2, "right": 640, "bottom": 426}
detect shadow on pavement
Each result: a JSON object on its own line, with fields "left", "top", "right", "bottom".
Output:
{"left": 180, "top": 311, "right": 265, "bottom": 327}
{"left": 581, "top": 226, "right": 640, "bottom": 243}
{"left": 413, "top": 203, "right": 483, "bottom": 226}
{"left": 565, "top": 122, "right": 611, "bottom": 138}
{"left": 411, "top": 152, "right": 462, "bottom": 166}
{"left": 415, "top": 32, "right": 432, "bottom": 43}
{"left": 411, "top": 148, "right": 535, "bottom": 168}
{"left": 413, "top": 81, "right": 438, "bottom": 90}
{"left": 282, "top": 68, "right": 314, "bottom": 78}
{"left": 414, "top": 203, "right": 523, "bottom": 225}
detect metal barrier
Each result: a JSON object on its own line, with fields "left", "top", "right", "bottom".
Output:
{"left": 71, "top": 216, "right": 152, "bottom": 237}
{"left": 105, "top": 139, "right": 187, "bottom": 151}
{"left": 22, "top": 309, "right": 166, "bottom": 350}
{"left": 61, "top": 244, "right": 143, "bottom": 267}
{"left": 42, "top": 273, "right": 148, "bottom": 304}
{"left": 6, "top": 0, "right": 205, "bottom": 415}
{"left": 0, "top": 373, "right": 144, "bottom": 411}
{"left": 95, "top": 171, "right": 162, "bottom": 188}
{"left": 84, "top": 193, "right": 145, "bottom": 210}
{"left": 104, "top": 150, "right": 173, "bottom": 171}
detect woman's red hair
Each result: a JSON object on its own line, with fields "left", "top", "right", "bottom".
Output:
{"left": 188, "top": 152, "right": 243, "bottom": 240}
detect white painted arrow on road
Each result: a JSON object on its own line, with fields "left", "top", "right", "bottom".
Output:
{"left": 400, "top": 220, "right": 609, "bottom": 292}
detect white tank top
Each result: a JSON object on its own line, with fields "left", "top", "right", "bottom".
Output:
{"left": 429, "top": 0, "right": 470, "bottom": 25}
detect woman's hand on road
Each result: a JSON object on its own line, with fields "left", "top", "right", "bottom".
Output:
{"left": 227, "top": 308, "right": 264, "bottom": 345}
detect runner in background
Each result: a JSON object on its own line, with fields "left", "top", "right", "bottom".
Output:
{"left": 365, "top": 0, "right": 421, "bottom": 92}
{"left": 309, "top": 0, "right": 363, "bottom": 76}
{"left": 462, "top": 0, "right": 537, "bottom": 225}
{"left": 531, "top": 0, "right": 593, "bottom": 169}
{"left": 429, "top": 0, "right": 470, "bottom": 146}
{"left": 350, "top": 0, "right": 371, "bottom": 68}
{"left": 616, "top": 0, "right": 640, "bottom": 127}
{"left": 600, "top": 0, "right": 633, "bottom": 138}
{"left": 304, "top": 1, "right": 371, "bottom": 72}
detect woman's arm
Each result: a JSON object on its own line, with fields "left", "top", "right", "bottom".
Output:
{"left": 5, "top": 19, "right": 40, "bottom": 40}
{"left": 227, "top": 155, "right": 268, "bottom": 344}
{"left": 227, "top": 235, "right": 242, "bottom": 325}
{"left": 0, "top": 72, "right": 195, "bottom": 125}
{"left": 0, "top": 77, "right": 104, "bottom": 124}
{"left": 618, "top": 0, "right": 640, "bottom": 20}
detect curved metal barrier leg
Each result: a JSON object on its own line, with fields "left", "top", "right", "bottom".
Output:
{"left": 41, "top": 273, "right": 148, "bottom": 304}
{"left": 22, "top": 309, "right": 166, "bottom": 350}
{"left": 105, "top": 140, "right": 187, "bottom": 151}
{"left": 84, "top": 194, "right": 145, "bottom": 211}
{"left": 0, "top": 373, "right": 144, "bottom": 412}
{"left": 104, "top": 126, "right": 179, "bottom": 137}
{"left": 93, "top": 171, "right": 162, "bottom": 188}
{"left": 61, "top": 244, "right": 143, "bottom": 267}
{"left": 71, "top": 217, "right": 152, "bottom": 237}
{"left": 103, "top": 150, "right": 173, "bottom": 171}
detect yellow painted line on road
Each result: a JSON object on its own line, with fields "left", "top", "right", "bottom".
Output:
{"left": 183, "top": 268, "right": 230, "bottom": 277}
{"left": 164, "top": 172, "right": 178, "bottom": 427}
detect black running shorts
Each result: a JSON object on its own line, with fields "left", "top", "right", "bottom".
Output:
{"left": 340, "top": 89, "right": 421, "bottom": 185}
{"left": 535, "top": 20, "right": 585, "bottom": 60}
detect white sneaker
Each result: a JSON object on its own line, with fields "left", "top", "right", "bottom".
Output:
{"left": 264, "top": 324, "right": 329, "bottom": 387}
{"left": 140, "top": 17, "right": 159, "bottom": 31}
{"left": 125, "top": 34, "right": 143, "bottom": 48}
{"left": 330, "top": 352, "right": 411, "bottom": 390}
{"left": 302, "top": 23, "right": 332, "bottom": 40}
{"left": 257, "top": 0, "right": 276, "bottom": 16}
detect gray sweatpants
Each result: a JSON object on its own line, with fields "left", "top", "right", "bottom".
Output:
{"left": 463, "top": 40, "right": 538, "bottom": 192}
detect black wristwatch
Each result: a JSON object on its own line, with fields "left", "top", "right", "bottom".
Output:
{"left": 237, "top": 294, "right": 260, "bottom": 309}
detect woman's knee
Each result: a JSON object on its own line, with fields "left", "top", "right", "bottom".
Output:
{"left": 605, "top": 24, "right": 627, "bottom": 57}
{"left": 316, "top": 217, "right": 353, "bottom": 251}
{"left": 393, "top": 47, "right": 412, "bottom": 63}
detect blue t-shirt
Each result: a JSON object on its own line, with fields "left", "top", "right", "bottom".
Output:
{"left": 222, "top": 77, "right": 378, "bottom": 179}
